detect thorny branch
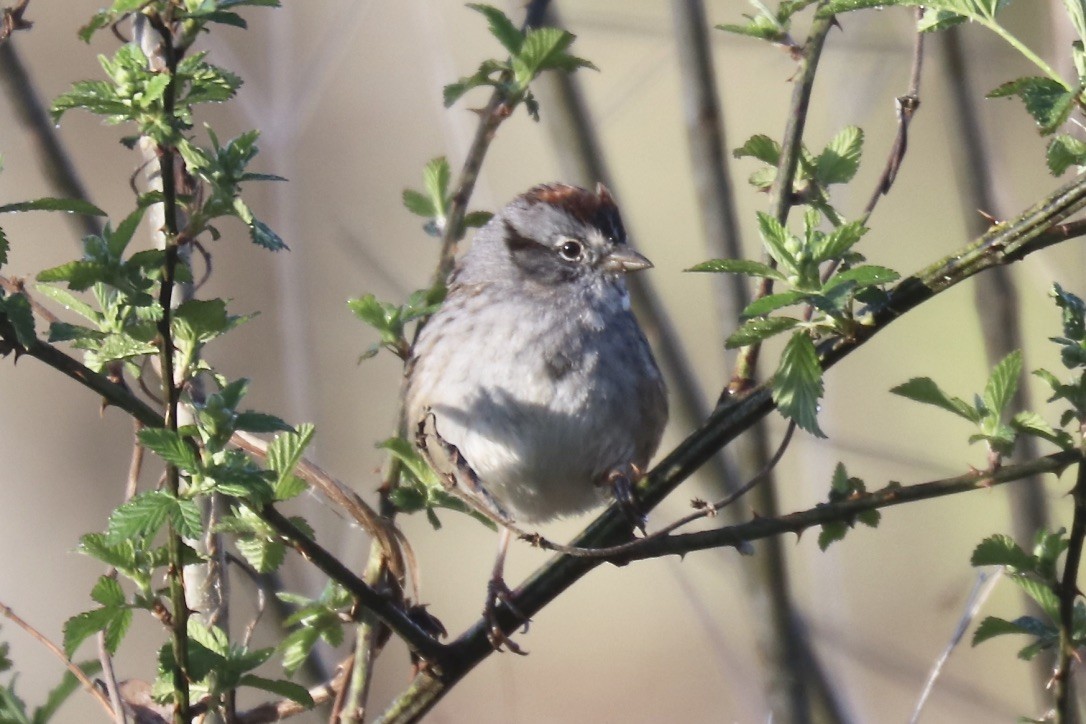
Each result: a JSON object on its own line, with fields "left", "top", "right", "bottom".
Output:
{"left": 0, "top": 0, "right": 31, "bottom": 43}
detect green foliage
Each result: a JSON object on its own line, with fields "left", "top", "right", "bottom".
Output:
{"left": 891, "top": 351, "right": 1032, "bottom": 459}
{"left": 266, "top": 423, "right": 316, "bottom": 501}
{"left": 443, "top": 4, "right": 597, "bottom": 120}
{"left": 0, "top": 629, "right": 102, "bottom": 724}
{"left": 277, "top": 583, "right": 352, "bottom": 676}
{"left": 970, "top": 530, "right": 1084, "bottom": 661}
{"left": 817, "top": 463, "right": 880, "bottom": 550}
{"left": 381, "top": 436, "right": 497, "bottom": 530}
{"left": 1034, "top": 284, "right": 1086, "bottom": 436}
{"left": 350, "top": 286, "right": 446, "bottom": 360}
{"left": 822, "top": 0, "right": 1086, "bottom": 176}
{"left": 63, "top": 576, "right": 132, "bottom": 657}
{"left": 155, "top": 619, "right": 313, "bottom": 708}
{"left": 690, "top": 200, "right": 897, "bottom": 436}
{"left": 717, "top": 0, "right": 818, "bottom": 44}
{"left": 402, "top": 157, "right": 492, "bottom": 238}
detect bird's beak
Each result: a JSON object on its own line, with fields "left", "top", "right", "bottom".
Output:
{"left": 603, "top": 247, "right": 653, "bottom": 274}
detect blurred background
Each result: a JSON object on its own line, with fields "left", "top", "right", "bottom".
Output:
{"left": 1, "top": 1, "right": 1085, "bottom": 721}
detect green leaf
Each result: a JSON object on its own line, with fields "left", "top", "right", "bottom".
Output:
{"left": 468, "top": 3, "right": 523, "bottom": 54}
{"left": 741, "top": 291, "right": 809, "bottom": 319}
{"left": 240, "top": 674, "right": 314, "bottom": 707}
{"left": 734, "top": 134, "right": 781, "bottom": 165}
{"left": 107, "top": 490, "right": 202, "bottom": 542}
{"left": 512, "top": 27, "right": 596, "bottom": 89}
{"left": 234, "top": 411, "right": 293, "bottom": 434}
{"left": 983, "top": 350, "right": 1023, "bottom": 419}
{"left": 971, "top": 533, "right": 1035, "bottom": 571}
{"left": 63, "top": 601, "right": 131, "bottom": 657}
{"left": 988, "top": 77, "right": 1076, "bottom": 134}
{"left": 756, "top": 212, "right": 799, "bottom": 273}
{"left": 1, "top": 294, "right": 36, "bottom": 348}
{"left": 686, "top": 258, "right": 786, "bottom": 280}
{"left": 0, "top": 198, "right": 106, "bottom": 216}
{"left": 422, "top": 157, "right": 451, "bottom": 219}
{"left": 0, "top": 227, "right": 7, "bottom": 267}
{"left": 973, "top": 615, "right": 1054, "bottom": 646}
{"left": 818, "top": 521, "right": 848, "bottom": 551}
{"left": 236, "top": 534, "right": 285, "bottom": 574}
{"left": 34, "top": 283, "right": 99, "bottom": 322}
{"left": 402, "top": 189, "right": 435, "bottom": 217}
{"left": 249, "top": 218, "right": 288, "bottom": 251}
{"left": 824, "top": 265, "right": 899, "bottom": 290}
{"left": 1013, "top": 576, "right": 1061, "bottom": 621}
{"left": 173, "top": 298, "right": 234, "bottom": 343}
{"left": 267, "top": 423, "right": 315, "bottom": 500}
{"left": 725, "top": 316, "right": 801, "bottom": 348}
{"left": 1066, "top": 0, "right": 1086, "bottom": 45}
{"left": 890, "top": 377, "right": 980, "bottom": 422}
{"left": 772, "top": 332, "right": 826, "bottom": 437}
{"left": 379, "top": 435, "right": 442, "bottom": 488}
{"left": 814, "top": 220, "right": 868, "bottom": 262}
{"left": 815, "top": 126, "right": 864, "bottom": 185}
{"left": 138, "top": 428, "right": 200, "bottom": 471}
{"left": 1012, "top": 411, "right": 1074, "bottom": 450}
{"left": 1046, "top": 134, "right": 1086, "bottom": 175}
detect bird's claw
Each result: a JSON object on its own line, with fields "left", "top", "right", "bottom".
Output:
{"left": 485, "top": 577, "right": 530, "bottom": 655}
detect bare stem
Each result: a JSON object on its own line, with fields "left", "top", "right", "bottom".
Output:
{"left": 1056, "top": 458, "right": 1086, "bottom": 722}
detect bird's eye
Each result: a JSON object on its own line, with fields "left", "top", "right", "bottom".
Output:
{"left": 558, "top": 240, "right": 583, "bottom": 261}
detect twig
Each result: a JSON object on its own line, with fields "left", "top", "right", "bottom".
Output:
{"left": 1056, "top": 458, "right": 1086, "bottom": 722}
{"left": 433, "top": 0, "right": 552, "bottom": 283}
{"left": 863, "top": 8, "right": 925, "bottom": 217}
{"left": 0, "top": 599, "right": 116, "bottom": 719}
{"left": 729, "top": 11, "right": 836, "bottom": 394}
{"left": 910, "top": 570, "right": 1003, "bottom": 724}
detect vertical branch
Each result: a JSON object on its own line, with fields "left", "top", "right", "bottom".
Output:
{"left": 137, "top": 14, "right": 191, "bottom": 721}
{"left": 940, "top": 25, "right": 1056, "bottom": 697}
{"left": 729, "top": 13, "right": 835, "bottom": 393}
{"left": 1057, "top": 459, "right": 1086, "bottom": 723}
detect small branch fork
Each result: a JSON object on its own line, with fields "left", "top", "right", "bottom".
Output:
{"left": 0, "top": 0, "right": 31, "bottom": 43}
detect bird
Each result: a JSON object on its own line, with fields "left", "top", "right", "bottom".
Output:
{"left": 403, "top": 182, "right": 668, "bottom": 650}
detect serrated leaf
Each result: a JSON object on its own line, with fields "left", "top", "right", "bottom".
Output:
{"left": 816, "top": 126, "right": 863, "bottom": 185}
{"left": 138, "top": 428, "right": 200, "bottom": 471}
{"left": 267, "top": 423, "right": 315, "bottom": 501}
{"left": 279, "top": 626, "right": 320, "bottom": 677}
{"left": 63, "top": 604, "right": 131, "bottom": 657}
{"left": 249, "top": 218, "right": 288, "bottom": 251}
{"left": 756, "top": 212, "right": 799, "bottom": 273}
{"left": 0, "top": 198, "right": 106, "bottom": 216}
{"left": 1013, "top": 576, "right": 1061, "bottom": 621}
{"left": 236, "top": 535, "right": 285, "bottom": 574}
{"left": 234, "top": 411, "right": 293, "bottom": 434}
{"left": 818, "top": 521, "right": 848, "bottom": 551}
{"left": 1012, "top": 411, "right": 1075, "bottom": 450}
{"left": 741, "top": 291, "right": 809, "bottom": 319}
{"left": 973, "top": 615, "right": 1054, "bottom": 647}
{"left": 1047, "top": 134, "right": 1086, "bottom": 175}
{"left": 890, "top": 377, "right": 980, "bottom": 422}
{"left": 106, "top": 490, "right": 200, "bottom": 542}
{"left": 814, "top": 220, "right": 868, "bottom": 262}
{"left": 422, "top": 157, "right": 451, "bottom": 218}
{"left": 734, "top": 134, "right": 781, "bottom": 165}
{"left": 402, "top": 189, "right": 435, "bottom": 217}
{"left": 33, "top": 283, "right": 99, "bottom": 323}
{"left": 1, "top": 294, "right": 36, "bottom": 347}
{"left": 725, "top": 316, "right": 801, "bottom": 348}
{"left": 772, "top": 332, "right": 826, "bottom": 437}
{"left": 971, "top": 534, "right": 1035, "bottom": 570}
{"left": 467, "top": 3, "right": 523, "bottom": 54}
{"left": 462, "top": 210, "right": 494, "bottom": 230}
{"left": 78, "top": 533, "right": 137, "bottom": 571}
{"left": 988, "top": 76, "right": 1075, "bottom": 134}
{"left": 824, "top": 265, "right": 900, "bottom": 290}
{"left": 686, "top": 258, "right": 786, "bottom": 281}
{"left": 379, "top": 435, "right": 441, "bottom": 488}
{"left": 983, "top": 350, "right": 1022, "bottom": 418}
{"left": 172, "top": 298, "right": 232, "bottom": 343}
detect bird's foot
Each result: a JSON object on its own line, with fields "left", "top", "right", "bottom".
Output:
{"left": 485, "top": 577, "right": 530, "bottom": 655}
